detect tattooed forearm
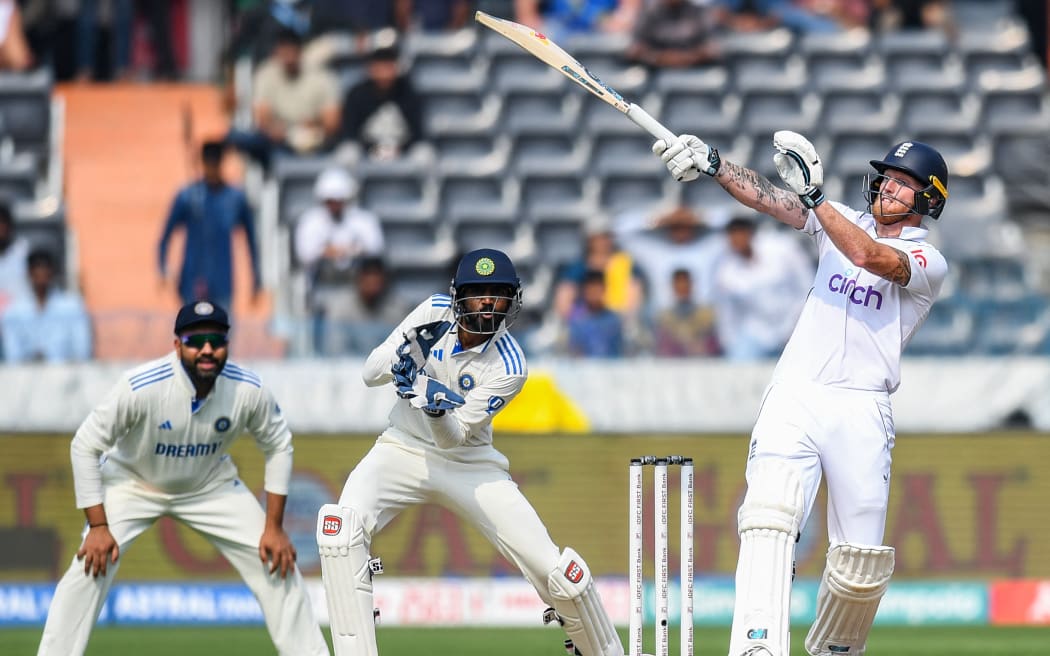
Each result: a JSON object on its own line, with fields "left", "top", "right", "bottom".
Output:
{"left": 887, "top": 248, "right": 912, "bottom": 286}
{"left": 716, "top": 161, "right": 809, "bottom": 227}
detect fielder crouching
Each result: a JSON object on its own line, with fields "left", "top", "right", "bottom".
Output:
{"left": 317, "top": 248, "right": 623, "bottom": 656}
{"left": 653, "top": 131, "right": 950, "bottom": 656}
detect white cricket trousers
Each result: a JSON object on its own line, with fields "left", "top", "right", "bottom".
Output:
{"left": 748, "top": 380, "right": 896, "bottom": 546}
{"left": 338, "top": 437, "right": 563, "bottom": 604}
{"left": 38, "top": 476, "right": 329, "bottom": 656}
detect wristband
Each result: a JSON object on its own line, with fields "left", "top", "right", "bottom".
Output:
{"left": 89, "top": 522, "right": 108, "bottom": 528}
{"left": 704, "top": 148, "right": 722, "bottom": 176}
{"left": 800, "top": 187, "right": 825, "bottom": 208}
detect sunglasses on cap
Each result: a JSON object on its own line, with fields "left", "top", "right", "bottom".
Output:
{"left": 179, "top": 333, "right": 229, "bottom": 349}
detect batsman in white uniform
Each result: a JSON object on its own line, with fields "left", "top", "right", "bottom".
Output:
{"left": 316, "top": 248, "right": 623, "bottom": 656}
{"left": 653, "top": 132, "right": 950, "bottom": 656}
{"left": 38, "top": 301, "right": 329, "bottom": 656}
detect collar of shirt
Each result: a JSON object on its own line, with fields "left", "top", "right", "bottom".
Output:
{"left": 168, "top": 351, "right": 212, "bottom": 412}
{"left": 450, "top": 325, "right": 505, "bottom": 356}
{"left": 863, "top": 214, "right": 930, "bottom": 243}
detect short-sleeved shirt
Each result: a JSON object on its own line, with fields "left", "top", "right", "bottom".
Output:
{"left": 253, "top": 60, "right": 339, "bottom": 128}
{"left": 772, "top": 201, "right": 947, "bottom": 393}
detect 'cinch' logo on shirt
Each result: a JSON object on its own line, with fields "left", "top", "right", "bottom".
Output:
{"left": 828, "top": 270, "right": 884, "bottom": 310}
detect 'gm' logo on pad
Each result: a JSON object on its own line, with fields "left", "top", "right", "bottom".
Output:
{"left": 564, "top": 561, "right": 584, "bottom": 583}
{"left": 322, "top": 515, "right": 342, "bottom": 536}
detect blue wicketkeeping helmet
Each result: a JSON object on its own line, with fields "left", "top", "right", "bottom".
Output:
{"left": 864, "top": 141, "right": 950, "bottom": 219}
{"left": 450, "top": 248, "right": 522, "bottom": 334}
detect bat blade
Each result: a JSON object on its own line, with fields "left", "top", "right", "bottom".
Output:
{"left": 475, "top": 11, "right": 633, "bottom": 114}
{"left": 474, "top": 12, "right": 676, "bottom": 142}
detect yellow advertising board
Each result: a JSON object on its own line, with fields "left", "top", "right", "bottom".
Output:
{"left": 1, "top": 433, "right": 1048, "bottom": 582}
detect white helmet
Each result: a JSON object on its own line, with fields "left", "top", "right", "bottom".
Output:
{"left": 314, "top": 167, "right": 358, "bottom": 202}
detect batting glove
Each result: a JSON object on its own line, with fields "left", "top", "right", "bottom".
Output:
{"left": 773, "top": 130, "right": 825, "bottom": 208}
{"left": 653, "top": 134, "right": 721, "bottom": 182}
{"left": 397, "top": 374, "right": 466, "bottom": 416}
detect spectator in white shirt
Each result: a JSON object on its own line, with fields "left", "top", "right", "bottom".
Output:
{"left": 620, "top": 205, "right": 725, "bottom": 313}
{"left": 294, "top": 166, "right": 384, "bottom": 353}
{"left": 712, "top": 216, "right": 814, "bottom": 360}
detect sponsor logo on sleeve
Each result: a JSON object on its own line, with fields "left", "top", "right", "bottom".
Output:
{"left": 911, "top": 248, "right": 928, "bottom": 268}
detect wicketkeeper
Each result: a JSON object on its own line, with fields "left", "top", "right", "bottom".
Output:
{"left": 316, "top": 248, "right": 623, "bottom": 656}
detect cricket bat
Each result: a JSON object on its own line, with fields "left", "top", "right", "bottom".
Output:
{"left": 475, "top": 11, "right": 677, "bottom": 144}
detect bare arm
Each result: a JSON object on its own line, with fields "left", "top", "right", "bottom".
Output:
{"left": 812, "top": 202, "right": 911, "bottom": 285}
{"left": 253, "top": 102, "right": 285, "bottom": 141}
{"left": 712, "top": 160, "right": 810, "bottom": 229}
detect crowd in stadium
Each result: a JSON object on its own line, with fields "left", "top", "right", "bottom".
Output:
{"left": 0, "top": 0, "right": 1047, "bottom": 362}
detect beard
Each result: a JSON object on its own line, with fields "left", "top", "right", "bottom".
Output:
{"left": 180, "top": 352, "right": 226, "bottom": 384}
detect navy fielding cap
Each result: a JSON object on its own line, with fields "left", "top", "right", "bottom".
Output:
{"left": 174, "top": 301, "right": 230, "bottom": 334}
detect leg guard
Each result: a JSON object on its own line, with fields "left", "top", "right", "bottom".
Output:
{"left": 804, "top": 543, "right": 894, "bottom": 656}
{"left": 317, "top": 504, "right": 382, "bottom": 656}
{"left": 728, "top": 460, "right": 805, "bottom": 656}
{"left": 547, "top": 547, "right": 624, "bottom": 656}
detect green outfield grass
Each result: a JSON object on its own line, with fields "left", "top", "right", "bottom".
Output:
{"left": 3, "top": 625, "right": 1050, "bottom": 655}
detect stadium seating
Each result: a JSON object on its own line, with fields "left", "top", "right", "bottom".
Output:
{"left": 258, "top": 10, "right": 1050, "bottom": 357}
{"left": 0, "top": 69, "right": 52, "bottom": 164}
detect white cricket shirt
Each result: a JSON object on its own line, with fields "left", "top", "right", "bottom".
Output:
{"left": 294, "top": 204, "right": 384, "bottom": 269}
{"left": 362, "top": 294, "right": 527, "bottom": 460}
{"left": 771, "top": 201, "right": 947, "bottom": 393}
{"left": 70, "top": 352, "right": 294, "bottom": 508}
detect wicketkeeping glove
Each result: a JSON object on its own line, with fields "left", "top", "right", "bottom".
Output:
{"left": 773, "top": 130, "right": 825, "bottom": 208}
{"left": 652, "top": 134, "right": 721, "bottom": 182}
{"left": 391, "top": 320, "right": 453, "bottom": 389}
{"left": 397, "top": 374, "right": 466, "bottom": 416}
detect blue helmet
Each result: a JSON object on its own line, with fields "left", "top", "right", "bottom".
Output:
{"left": 450, "top": 248, "right": 522, "bottom": 334}
{"left": 864, "top": 141, "right": 949, "bottom": 219}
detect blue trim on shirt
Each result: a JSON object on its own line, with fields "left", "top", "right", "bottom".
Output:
{"left": 495, "top": 337, "right": 520, "bottom": 373}
{"left": 494, "top": 339, "right": 514, "bottom": 375}
{"left": 130, "top": 372, "right": 174, "bottom": 391}
{"left": 499, "top": 336, "right": 523, "bottom": 374}
{"left": 221, "top": 371, "right": 262, "bottom": 388}
{"left": 129, "top": 364, "right": 172, "bottom": 385}
{"left": 431, "top": 293, "right": 451, "bottom": 308}
{"left": 224, "top": 363, "right": 261, "bottom": 385}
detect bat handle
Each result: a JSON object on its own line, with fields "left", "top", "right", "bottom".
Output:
{"left": 626, "top": 103, "right": 677, "bottom": 144}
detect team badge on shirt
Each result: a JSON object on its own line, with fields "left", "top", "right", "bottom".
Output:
{"left": 214, "top": 417, "right": 231, "bottom": 432}
{"left": 459, "top": 373, "right": 475, "bottom": 391}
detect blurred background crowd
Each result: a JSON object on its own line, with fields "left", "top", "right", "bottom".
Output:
{"left": 0, "top": 0, "right": 1047, "bottom": 363}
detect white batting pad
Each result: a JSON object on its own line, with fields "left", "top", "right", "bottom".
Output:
{"left": 317, "top": 504, "right": 379, "bottom": 656}
{"left": 547, "top": 547, "right": 625, "bottom": 656}
{"left": 804, "top": 543, "right": 895, "bottom": 656}
{"left": 728, "top": 460, "right": 805, "bottom": 656}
